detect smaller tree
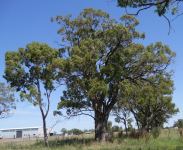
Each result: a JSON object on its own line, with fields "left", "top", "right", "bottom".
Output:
{"left": 123, "top": 75, "right": 178, "bottom": 132}
{"left": 4, "top": 42, "right": 60, "bottom": 146}
{"left": 173, "top": 119, "right": 183, "bottom": 137}
{"left": 113, "top": 102, "right": 132, "bottom": 135}
{"left": 0, "top": 83, "right": 16, "bottom": 119}
{"left": 69, "top": 128, "right": 83, "bottom": 135}
{"left": 174, "top": 119, "right": 183, "bottom": 128}
{"left": 112, "top": 125, "right": 120, "bottom": 132}
{"left": 61, "top": 128, "right": 67, "bottom": 136}
{"left": 107, "top": 121, "right": 113, "bottom": 132}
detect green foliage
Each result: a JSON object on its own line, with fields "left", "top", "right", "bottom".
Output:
{"left": 114, "top": 72, "right": 178, "bottom": 132}
{"left": 174, "top": 119, "right": 183, "bottom": 128}
{"left": 112, "top": 125, "right": 121, "bottom": 132}
{"left": 127, "top": 119, "right": 133, "bottom": 132}
{"left": 113, "top": 101, "right": 133, "bottom": 134}
{"left": 120, "top": 73, "right": 178, "bottom": 131}
{"left": 117, "top": 0, "right": 181, "bottom": 16}
{"left": 151, "top": 127, "right": 161, "bottom": 139}
{"left": 4, "top": 42, "right": 60, "bottom": 146}
{"left": 68, "top": 128, "right": 83, "bottom": 135}
{"left": 1, "top": 128, "right": 183, "bottom": 149}
{"left": 107, "top": 121, "right": 113, "bottom": 132}
{"left": 0, "top": 83, "right": 16, "bottom": 119}
{"left": 54, "top": 8, "right": 175, "bottom": 141}
{"left": 4, "top": 42, "right": 60, "bottom": 107}
{"left": 61, "top": 128, "right": 67, "bottom": 135}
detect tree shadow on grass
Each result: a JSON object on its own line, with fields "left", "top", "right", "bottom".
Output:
{"left": 34, "top": 137, "right": 95, "bottom": 148}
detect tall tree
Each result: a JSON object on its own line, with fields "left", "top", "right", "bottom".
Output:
{"left": 4, "top": 42, "right": 60, "bottom": 146}
{"left": 54, "top": 8, "right": 175, "bottom": 141}
{"left": 122, "top": 75, "right": 178, "bottom": 132}
{"left": 0, "top": 83, "right": 16, "bottom": 119}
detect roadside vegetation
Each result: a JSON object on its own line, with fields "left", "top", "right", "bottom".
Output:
{"left": 1, "top": 129, "right": 183, "bottom": 150}
{"left": 0, "top": 3, "right": 182, "bottom": 149}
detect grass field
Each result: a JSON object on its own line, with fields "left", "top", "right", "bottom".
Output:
{"left": 1, "top": 129, "right": 183, "bottom": 150}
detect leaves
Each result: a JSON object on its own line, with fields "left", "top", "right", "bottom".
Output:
{"left": 117, "top": 0, "right": 181, "bottom": 16}
{"left": 4, "top": 42, "right": 60, "bottom": 106}
{"left": 120, "top": 74, "right": 179, "bottom": 130}
{"left": 54, "top": 9, "right": 175, "bottom": 122}
{"left": 0, "top": 83, "right": 16, "bottom": 119}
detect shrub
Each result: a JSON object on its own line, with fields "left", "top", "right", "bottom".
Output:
{"left": 151, "top": 127, "right": 161, "bottom": 139}
{"left": 118, "top": 131, "right": 123, "bottom": 138}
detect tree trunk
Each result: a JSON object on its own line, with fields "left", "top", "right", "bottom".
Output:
{"left": 39, "top": 106, "right": 49, "bottom": 147}
{"left": 94, "top": 112, "right": 109, "bottom": 142}
{"left": 140, "top": 124, "right": 150, "bottom": 135}
{"left": 42, "top": 116, "right": 49, "bottom": 146}
{"left": 37, "top": 80, "right": 49, "bottom": 147}
{"left": 124, "top": 120, "right": 128, "bottom": 135}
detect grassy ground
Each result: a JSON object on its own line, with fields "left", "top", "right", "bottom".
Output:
{"left": 1, "top": 129, "right": 183, "bottom": 150}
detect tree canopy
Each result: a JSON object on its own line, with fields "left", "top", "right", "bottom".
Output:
{"left": 174, "top": 119, "right": 183, "bottom": 128}
{"left": 4, "top": 42, "right": 60, "bottom": 146}
{"left": 119, "top": 74, "right": 178, "bottom": 131}
{"left": 113, "top": 101, "right": 132, "bottom": 135}
{"left": 0, "top": 83, "right": 16, "bottom": 119}
{"left": 54, "top": 8, "right": 175, "bottom": 141}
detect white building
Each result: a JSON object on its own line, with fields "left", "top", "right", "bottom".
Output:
{"left": 0, "top": 127, "right": 44, "bottom": 139}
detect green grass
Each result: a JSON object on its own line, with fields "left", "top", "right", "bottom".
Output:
{"left": 1, "top": 129, "right": 183, "bottom": 150}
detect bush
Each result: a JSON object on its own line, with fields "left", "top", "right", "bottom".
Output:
{"left": 112, "top": 125, "right": 120, "bottom": 132}
{"left": 105, "top": 132, "right": 114, "bottom": 142}
{"left": 129, "top": 129, "right": 140, "bottom": 139}
{"left": 118, "top": 131, "right": 123, "bottom": 138}
{"left": 151, "top": 127, "right": 161, "bottom": 139}
{"left": 68, "top": 128, "right": 83, "bottom": 135}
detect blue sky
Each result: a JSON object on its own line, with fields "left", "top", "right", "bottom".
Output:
{"left": 0, "top": 0, "right": 183, "bottom": 132}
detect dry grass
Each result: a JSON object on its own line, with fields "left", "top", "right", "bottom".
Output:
{"left": 0, "top": 129, "right": 183, "bottom": 150}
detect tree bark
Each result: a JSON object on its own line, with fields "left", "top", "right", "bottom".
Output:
{"left": 94, "top": 112, "right": 109, "bottom": 142}
{"left": 42, "top": 116, "right": 48, "bottom": 146}
{"left": 37, "top": 80, "right": 49, "bottom": 147}
{"left": 40, "top": 106, "right": 49, "bottom": 147}
{"left": 141, "top": 124, "right": 150, "bottom": 133}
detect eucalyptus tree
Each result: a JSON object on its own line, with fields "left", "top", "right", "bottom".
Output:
{"left": 122, "top": 75, "right": 178, "bottom": 132}
{"left": 0, "top": 83, "right": 16, "bottom": 119}
{"left": 54, "top": 8, "right": 175, "bottom": 141}
{"left": 113, "top": 102, "right": 132, "bottom": 135}
{"left": 4, "top": 42, "right": 60, "bottom": 146}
